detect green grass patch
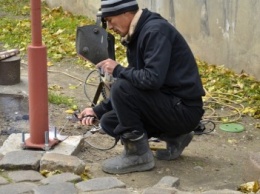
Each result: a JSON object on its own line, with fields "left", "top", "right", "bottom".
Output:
{"left": 48, "top": 92, "right": 75, "bottom": 107}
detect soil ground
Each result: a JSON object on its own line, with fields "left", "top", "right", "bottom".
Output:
{"left": 0, "top": 59, "right": 260, "bottom": 193}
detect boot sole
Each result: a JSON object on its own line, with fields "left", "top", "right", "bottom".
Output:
{"left": 156, "top": 132, "right": 194, "bottom": 160}
{"left": 102, "top": 160, "right": 155, "bottom": 174}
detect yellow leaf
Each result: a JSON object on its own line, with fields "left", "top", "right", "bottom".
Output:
{"left": 71, "top": 105, "right": 78, "bottom": 110}
{"left": 40, "top": 170, "right": 62, "bottom": 177}
{"left": 69, "top": 85, "right": 78, "bottom": 89}
{"left": 251, "top": 83, "right": 256, "bottom": 89}
{"left": 47, "top": 61, "right": 53, "bottom": 66}
{"left": 65, "top": 109, "right": 74, "bottom": 114}
{"left": 80, "top": 167, "right": 92, "bottom": 181}
{"left": 221, "top": 117, "right": 229, "bottom": 123}
{"left": 54, "top": 29, "right": 64, "bottom": 35}
{"left": 228, "top": 139, "right": 237, "bottom": 144}
{"left": 207, "top": 86, "right": 215, "bottom": 92}
{"left": 48, "top": 84, "right": 63, "bottom": 91}
{"left": 238, "top": 181, "right": 259, "bottom": 193}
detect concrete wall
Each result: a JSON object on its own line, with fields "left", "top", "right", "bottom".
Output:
{"left": 45, "top": 0, "right": 260, "bottom": 80}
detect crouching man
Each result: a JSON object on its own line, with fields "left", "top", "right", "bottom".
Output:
{"left": 79, "top": 0, "right": 205, "bottom": 174}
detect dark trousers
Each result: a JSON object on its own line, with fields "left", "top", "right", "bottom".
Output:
{"left": 100, "top": 79, "right": 204, "bottom": 138}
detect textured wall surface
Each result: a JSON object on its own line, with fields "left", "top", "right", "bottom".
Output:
{"left": 45, "top": 0, "right": 260, "bottom": 80}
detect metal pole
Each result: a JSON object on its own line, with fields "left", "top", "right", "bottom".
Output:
{"left": 25, "top": 0, "right": 58, "bottom": 149}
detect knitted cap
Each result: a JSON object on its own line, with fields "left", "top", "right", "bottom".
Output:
{"left": 101, "top": 0, "right": 139, "bottom": 18}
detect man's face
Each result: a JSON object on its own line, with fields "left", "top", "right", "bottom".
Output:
{"left": 105, "top": 13, "right": 132, "bottom": 37}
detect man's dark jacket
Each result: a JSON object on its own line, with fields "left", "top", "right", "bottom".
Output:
{"left": 93, "top": 9, "right": 205, "bottom": 118}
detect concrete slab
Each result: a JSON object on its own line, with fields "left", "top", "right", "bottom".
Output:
{"left": 47, "top": 135, "right": 84, "bottom": 156}
{"left": 0, "top": 133, "right": 83, "bottom": 156}
{"left": 0, "top": 76, "right": 28, "bottom": 96}
{"left": 0, "top": 68, "right": 84, "bottom": 157}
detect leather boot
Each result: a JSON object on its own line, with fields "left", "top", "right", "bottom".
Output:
{"left": 156, "top": 131, "right": 194, "bottom": 160}
{"left": 102, "top": 131, "right": 155, "bottom": 174}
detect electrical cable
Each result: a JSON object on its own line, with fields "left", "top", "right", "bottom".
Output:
{"left": 202, "top": 87, "right": 244, "bottom": 123}
{"left": 83, "top": 132, "right": 120, "bottom": 151}
{"left": 57, "top": 113, "right": 119, "bottom": 150}
{"left": 83, "top": 69, "right": 102, "bottom": 107}
{"left": 83, "top": 69, "right": 109, "bottom": 106}
{"left": 194, "top": 119, "right": 216, "bottom": 135}
{"left": 50, "top": 69, "right": 248, "bottom": 147}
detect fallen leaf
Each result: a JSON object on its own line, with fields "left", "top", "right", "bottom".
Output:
{"left": 47, "top": 61, "right": 54, "bottom": 66}
{"left": 238, "top": 181, "right": 259, "bottom": 193}
{"left": 227, "top": 139, "right": 238, "bottom": 144}
{"left": 65, "top": 109, "right": 75, "bottom": 114}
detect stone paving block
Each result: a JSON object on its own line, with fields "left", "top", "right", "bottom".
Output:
{"left": 76, "top": 177, "right": 126, "bottom": 192}
{"left": 143, "top": 187, "right": 185, "bottom": 194}
{"left": 8, "top": 170, "right": 44, "bottom": 182}
{"left": 0, "top": 150, "right": 43, "bottom": 170}
{"left": 40, "top": 153, "right": 86, "bottom": 175}
{"left": 153, "top": 176, "right": 180, "bottom": 188}
{"left": 80, "top": 188, "right": 133, "bottom": 194}
{"left": 201, "top": 189, "right": 243, "bottom": 194}
{"left": 0, "top": 76, "right": 28, "bottom": 96}
{"left": 40, "top": 172, "right": 82, "bottom": 185}
{"left": 0, "top": 133, "right": 30, "bottom": 155}
{"left": 47, "top": 135, "right": 84, "bottom": 156}
{"left": 33, "top": 182, "right": 78, "bottom": 194}
{"left": 0, "top": 182, "right": 38, "bottom": 194}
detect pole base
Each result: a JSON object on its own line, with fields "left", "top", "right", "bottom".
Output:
{"left": 23, "top": 138, "right": 60, "bottom": 151}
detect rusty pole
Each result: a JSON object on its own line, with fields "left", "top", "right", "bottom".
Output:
{"left": 25, "top": 0, "right": 58, "bottom": 149}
